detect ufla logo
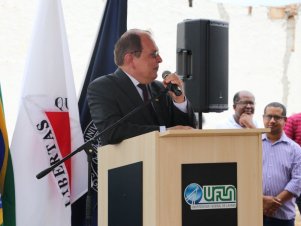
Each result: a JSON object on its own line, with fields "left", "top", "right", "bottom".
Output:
{"left": 184, "top": 183, "right": 237, "bottom": 210}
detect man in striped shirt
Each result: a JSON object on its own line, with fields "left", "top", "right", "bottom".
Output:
{"left": 284, "top": 112, "right": 301, "bottom": 215}
{"left": 262, "top": 102, "right": 301, "bottom": 226}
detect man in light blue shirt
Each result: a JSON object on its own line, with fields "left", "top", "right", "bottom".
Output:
{"left": 262, "top": 102, "right": 301, "bottom": 226}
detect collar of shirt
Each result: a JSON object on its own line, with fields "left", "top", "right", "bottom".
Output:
{"left": 262, "top": 132, "right": 290, "bottom": 145}
{"left": 124, "top": 72, "right": 140, "bottom": 87}
{"left": 123, "top": 72, "right": 146, "bottom": 100}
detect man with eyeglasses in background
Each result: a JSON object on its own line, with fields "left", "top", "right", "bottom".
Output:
{"left": 216, "top": 90, "right": 259, "bottom": 129}
{"left": 262, "top": 102, "right": 301, "bottom": 226}
{"left": 87, "top": 29, "right": 196, "bottom": 145}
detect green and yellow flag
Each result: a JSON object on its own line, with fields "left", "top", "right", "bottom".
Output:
{"left": 0, "top": 85, "right": 16, "bottom": 226}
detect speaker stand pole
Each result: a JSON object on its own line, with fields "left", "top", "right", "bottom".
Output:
{"left": 198, "top": 111, "right": 203, "bottom": 129}
{"left": 85, "top": 146, "right": 93, "bottom": 226}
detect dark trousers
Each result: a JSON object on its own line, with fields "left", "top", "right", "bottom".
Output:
{"left": 263, "top": 216, "right": 294, "bottom": 226}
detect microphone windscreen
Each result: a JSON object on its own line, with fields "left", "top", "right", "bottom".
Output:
{"left": 162, "top": 70, "right": 171, "bottom": 79}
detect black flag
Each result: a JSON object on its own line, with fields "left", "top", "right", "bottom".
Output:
{"left": 72, "top": 0, "right": 127, "bottom": 225}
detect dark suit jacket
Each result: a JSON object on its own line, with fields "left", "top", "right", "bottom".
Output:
{"left": 87, "top": 68, "right": 196, "bottom": 145}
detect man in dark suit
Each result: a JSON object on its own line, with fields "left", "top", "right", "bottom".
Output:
{"left": 87, "top": 29, "right": 196, "bottom": 145}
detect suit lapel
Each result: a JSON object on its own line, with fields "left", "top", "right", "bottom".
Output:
{"left": 113, "top": 69, "right": 156, "bottom": 124}
{"left": 114, "top": 69, "right": 142, "bottom": 105}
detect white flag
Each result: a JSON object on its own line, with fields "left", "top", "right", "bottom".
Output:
{"left": 10, "top": 0, "right": 88, "bottom": 225}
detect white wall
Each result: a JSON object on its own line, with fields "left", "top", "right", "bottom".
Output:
{"left": 1, "top": 0, "right": 300, "bottom": 139}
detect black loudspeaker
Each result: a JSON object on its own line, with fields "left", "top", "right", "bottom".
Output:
{"left": 177, "top": 19, "right": 229, "bottom": 113}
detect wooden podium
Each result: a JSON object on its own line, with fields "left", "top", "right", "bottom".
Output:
{"left": 98, "top": 129, "right": 267, "bottom": 226}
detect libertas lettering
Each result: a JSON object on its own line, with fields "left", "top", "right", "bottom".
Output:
{"left": 36, "top": 119, "right": 71, "bottom": 207}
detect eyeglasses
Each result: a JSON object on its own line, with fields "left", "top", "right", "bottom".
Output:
{"left": 129, "top": 51, "right": 142, "bottom": 56}
{"left": 129, "top": 50, "right": 160, "bottom": 59}
{"left": 263, "top": 115, "right": 286, "bottom": 121}
{"left": 149, "top": 51, "right": 160, "bottom": 58}
{"left": 235, "top": 101, "right": 255, "bottom": 107}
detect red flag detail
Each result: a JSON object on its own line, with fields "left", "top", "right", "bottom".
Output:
{"left": 46, "top": 112, "right": 72, "bottom": 186}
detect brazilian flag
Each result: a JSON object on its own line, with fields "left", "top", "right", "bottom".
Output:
{"left": 0, "top": 85, "right": 16, "bottom": 226}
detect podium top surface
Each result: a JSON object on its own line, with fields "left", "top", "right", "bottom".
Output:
{"left": 159, "top": 128, "right": 270, "bottom": 137}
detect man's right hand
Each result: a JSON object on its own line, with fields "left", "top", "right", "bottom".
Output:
{"left": 239, "top": 113, "right": 256, "bottom": 128}
{"left": 263, "top": 196, "right": 282, "bottom": 217}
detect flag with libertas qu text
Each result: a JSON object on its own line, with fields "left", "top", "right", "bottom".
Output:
{"left": 10, "top": 0, "right": 87, "bottom": 225}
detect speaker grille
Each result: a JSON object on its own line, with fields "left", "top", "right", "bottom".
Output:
{"left": 177, "top": 19, "right": 229, "bottom": 113}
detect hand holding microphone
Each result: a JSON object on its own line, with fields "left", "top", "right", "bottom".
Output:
{"left": 162, "top": 71, "right": 183, "bottom": 98}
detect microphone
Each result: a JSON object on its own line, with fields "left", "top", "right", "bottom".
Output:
{"left": 162, "top": 70, "right": 182, "bottom": 96}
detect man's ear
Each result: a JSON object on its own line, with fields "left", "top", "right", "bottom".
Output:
{"left": 124, "top": 53, "right": 133, "bottom": 64}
